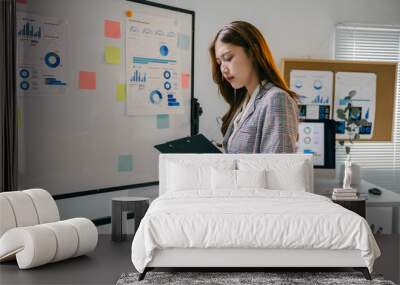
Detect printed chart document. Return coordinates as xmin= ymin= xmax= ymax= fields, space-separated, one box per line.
xmin=290 ymin=70 xmax=333 ymax=120
xmin=16 ymin=12 xmax=67 ymax=95
xmin=334 ymin=72 xmax=376 ymax=139
xmin=126 ymin=14 xmax=183 ymax=115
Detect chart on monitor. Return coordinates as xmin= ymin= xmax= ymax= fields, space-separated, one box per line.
xmin=297 ymin=120 xmax=336 ymax=169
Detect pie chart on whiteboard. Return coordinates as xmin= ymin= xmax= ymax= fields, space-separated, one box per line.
xmin=160 ymin=45 xmax=169 ymax=56
xmin=44 ymin=52 xmax=61 ymax=68
xmin=149 ymin=90 xmax=163 ymax=104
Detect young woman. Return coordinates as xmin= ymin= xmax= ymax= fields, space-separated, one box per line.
xmin=209 ymin=21 xmax=299 ymax=153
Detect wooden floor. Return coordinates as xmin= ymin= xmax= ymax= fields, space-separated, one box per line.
xmin=0 ymin=234 xmax=398 ymax=285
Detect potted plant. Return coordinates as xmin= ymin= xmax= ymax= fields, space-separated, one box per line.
xmin=336 ymin=90 xmax=370 ymax=187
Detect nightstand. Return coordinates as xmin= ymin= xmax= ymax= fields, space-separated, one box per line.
xmin=332 ymin=197 xmax=366 ymax=218
xmin=111 ymin=197 xmax=150 ymax=242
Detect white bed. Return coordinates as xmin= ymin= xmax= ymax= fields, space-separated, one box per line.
xmin=131 ymin=154 xmax=380 ymax=280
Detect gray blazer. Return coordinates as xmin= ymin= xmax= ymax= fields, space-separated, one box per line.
xmin=222 ymin=82 xmax=298 ymax=153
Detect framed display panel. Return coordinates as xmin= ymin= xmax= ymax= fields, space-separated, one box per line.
xmin=281 ymin=58 xmax=397 ymax=142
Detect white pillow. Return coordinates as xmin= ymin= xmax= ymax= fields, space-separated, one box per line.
xmin=211 ymin=168 xmax=236 ymax=190
xmin=236 ymin=169 xmax=267 ymax=189
xmin=167 ymin=162 xmax=209 ymax=191
xmin=167 ymin=159 xmax=235 ymax=191
xmin=211 ymin=168 xmax=267 ymax=190
xmin=238 ymin=158 xmax=309 ymax=191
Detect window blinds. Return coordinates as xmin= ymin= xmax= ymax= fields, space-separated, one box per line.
xmin=335 ymin=24 xmax=400 ymax=191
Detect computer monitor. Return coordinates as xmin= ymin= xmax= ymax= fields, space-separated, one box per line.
xmin=297 ymin=119 xmax=336 ymax=169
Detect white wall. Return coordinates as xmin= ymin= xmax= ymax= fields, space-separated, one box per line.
xmin=153 ymin=0 xmax=400 ymax=143
xmin=55 ymin=185 xmax=158 ymax=234
xmin=51 ymin=0 xmax=400 ymax=226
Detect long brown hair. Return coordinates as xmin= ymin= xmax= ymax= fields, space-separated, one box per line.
xmin=209 ymin=21 xmax=298 ymax=135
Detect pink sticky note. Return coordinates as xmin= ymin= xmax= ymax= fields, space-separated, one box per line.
xmin=79 ymin=71 xmax=96 ymax=90
xmin=104 ymin=20 xmax=121 ymax=39
xmin=181 ymin=73 xmax=190 ymax=89
xmin=16 ymin=0 xmax=27 ymax=4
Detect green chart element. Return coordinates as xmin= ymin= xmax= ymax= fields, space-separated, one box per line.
xmin=118 ymin=154 xmax=133 ymax=172
xmin=157 ymin=114 xmax=170 ymax=129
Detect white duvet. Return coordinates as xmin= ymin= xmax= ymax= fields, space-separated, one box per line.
xmin=131 ymin=190 xmax=380 ymax=273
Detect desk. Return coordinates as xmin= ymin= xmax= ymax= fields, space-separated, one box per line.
xmin=315 ymin=179 xmax=400 ymax=234
xmin=361 ymin=180 xmax=400 ymax=235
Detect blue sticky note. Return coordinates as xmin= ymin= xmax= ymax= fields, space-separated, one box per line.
xmin=118 ymin=155 xmax=133 ymax=172
xmin=157 ymin=114 xmax=170 ymax=129
xmin=177 ymin=33 xmax=190 ymax=50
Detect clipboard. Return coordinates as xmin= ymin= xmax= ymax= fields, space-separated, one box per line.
xmin=154 ymin=134 xmax=222 ymax=153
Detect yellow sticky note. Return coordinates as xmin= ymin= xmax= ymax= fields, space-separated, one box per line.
xmin=105 ymin=46 xmax=121 ymax=64
xmin=116 ymin=83 xmax=126 ymax=101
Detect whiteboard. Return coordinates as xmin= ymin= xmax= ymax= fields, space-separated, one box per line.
xmin=16 ymin=0 xmax=194 ymax=196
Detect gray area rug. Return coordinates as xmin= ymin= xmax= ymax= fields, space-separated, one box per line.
xmin=116 ymin=271 xmax=396 ymax=285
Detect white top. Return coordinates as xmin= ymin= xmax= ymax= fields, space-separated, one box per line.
xmin=227 ymin=84 xmax=261 ymax=148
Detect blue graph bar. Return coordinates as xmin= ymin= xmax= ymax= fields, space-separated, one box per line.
xmin=312 ymin=95 xmax=329 ymax=104
xmin=133 ymin=57 xmax=176 ymax=64
xmin=166 ymin=93 xmax=180 ymax=107
xmin=18 ymin=22 xmax=41 ymax=41
xmin=365 ymin=108 xmax=369 ymax=119
xmin=131 ymin=70 xmax=147 ymax=82
xmin=45 ymin=78 xmax=66 ymax=86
